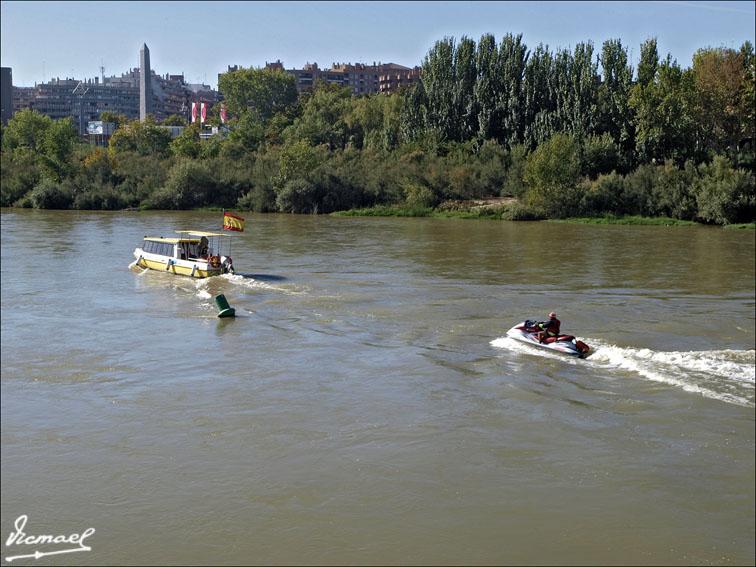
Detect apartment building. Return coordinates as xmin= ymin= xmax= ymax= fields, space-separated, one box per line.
xmin=222 ymin=60 xmax=422 ymax=96
xmin=378 ymin=65 xmax=421 ymax=94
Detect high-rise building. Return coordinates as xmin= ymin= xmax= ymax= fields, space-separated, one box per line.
xmin=1 ymin=67 xmax=13 ymax=124
xmin=139 ymin=43 xmax=152 ymax=121
xmin=11 ymin=45 xmax=219 ymax=131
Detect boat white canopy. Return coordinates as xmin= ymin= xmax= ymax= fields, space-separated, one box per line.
xmin=175 ymin=230 xmax=230 ymax=237
xmin=144 ymin=236 xmax=200 ymax=244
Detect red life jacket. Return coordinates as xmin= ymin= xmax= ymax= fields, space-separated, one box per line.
xmin=541 ymin=317 xmax=561 ymax=336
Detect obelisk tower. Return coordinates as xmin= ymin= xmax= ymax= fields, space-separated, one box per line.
xmin=139 ymin=43 xmax=152 ymax=121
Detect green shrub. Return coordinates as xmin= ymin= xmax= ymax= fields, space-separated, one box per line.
xmin=0 ymin=151 xmax=41 ymax=206
xmin=501 ymin=144 xmax=528 ymax=197
xmin=73 ymin=186 xmax=129 ymax=210
xmin=581 ymin=133 xmax=620 ymax=179
xmin=28 ymin=178 xmax=72 ymax=209
xmin=276 ymin=179 xmax=318 ymax=213
xmin=112 ymin=152 xmax=169 ymax=204
xmin=651 ymin=160 xmax=698 ymax=219
xmin=237 ymin=185 xmax=276 ymax=212
xmin=580 ymin=172 xmax=625 ymax=215
xmin=524 ymin=133 xmax=583 ymax=217
xmin=621 ymin=164 xmax=658 ymax=215
xmin=403 ymin=183 xmax=438 ymax=208
xmin=694 ymin=156 xmax=755 ymax=224
xmin=500 ymin=201 xmax=546 ymax=221
xmin=144 ymin=160 xmax=216 ymax=209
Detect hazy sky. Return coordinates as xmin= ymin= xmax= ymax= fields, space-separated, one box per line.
xmin=2 ymin=1 xmax=754 ymax=88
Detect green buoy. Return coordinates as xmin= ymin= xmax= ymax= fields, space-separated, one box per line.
xmin=215 ymin=294 xmax=236 ymax=318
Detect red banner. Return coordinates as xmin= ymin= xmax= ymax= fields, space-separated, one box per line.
xmin=200 ymin=102 xmax=207 ymax=124
xmin=191 ymin=102 xmax=198 ymax=123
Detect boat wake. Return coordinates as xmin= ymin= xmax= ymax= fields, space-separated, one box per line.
xmin=491 ymin=336 xmax=755 ymax=407
xmin=219 ymin=273 xmax=306 ymax=295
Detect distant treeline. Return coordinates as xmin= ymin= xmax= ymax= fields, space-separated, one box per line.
xmin=1 ymin=35 xmax=754 ymax=224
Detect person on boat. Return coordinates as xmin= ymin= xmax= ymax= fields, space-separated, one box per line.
xmin=199 ymin=236 xmax=209 ymax=259
xmin=536 ymin=312 xmax=561 ymax=343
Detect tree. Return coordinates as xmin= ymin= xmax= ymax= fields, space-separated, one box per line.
xmin=170 ymin=122 xmax=202 ymax=158
xmin=691 ymin=46 xmax=751 ymax=155
xmin=275 ymin=139 xmax=327 ymax=188
xmin=630 ymin=55 xmax=697 ymax=164
xmin=284 ymin=84 xmax=352 ymax=149
xmin=636 ymin=38 xmax=658 ymax=89
xmin=694 ymin=155 xmax=755 ymax=224
xmin=523 ymin=44 xmax=556 ymax=148
xmin=108 ymin=118 xmax=173 ymax=157
xmin=345 ymin=94 xmax=385 ymax=149
xmin=162 ymin=114 xmax=188 ymax=126
xmin=524 ymin=133 xmax=582 ymax=216
xmin=145 ymin=159 xmax=218 ymax=209
xmin=422 ymin=37 xmax=459 ymax=142
xmin=2 ymin=110 xmax=79 ymax=180
xmin=739 ymin=41 xmax=755 ymax=142
xmin=2 ymin=108 xmax=53 ymax=152
xmin=497 ymin=33 xmax=529 ymax=147
xmin=454 ymin=36 xmax=478 ymax=141
xmin=597 ymin=39 xmax=634 ymax=161
xmin=218 ymin=66 xmax=298 ymax=122
xmin=399 ymin=81 xmax=427 ymax=144
xmin=475 ymin=33 xmax=501 ymax=142
xmin=563 ymin=42 xmax=599 ymax=140
xmin=227 ymin=110 xmax=265 ymax=152
xmin=99 ymin=112 xmax=129 ymax=129
xmin=43 ymin=118 xmax=78 ymax=167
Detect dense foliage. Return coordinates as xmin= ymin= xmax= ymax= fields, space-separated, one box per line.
xmin=2 ymin=35 xmax=754 ymax=224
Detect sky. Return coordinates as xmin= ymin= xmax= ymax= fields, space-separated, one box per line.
xmin=2 ymin=1 xmax=754 ymax=88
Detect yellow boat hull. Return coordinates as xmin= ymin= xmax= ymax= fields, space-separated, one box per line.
xmin=136 ymin=257 xmax=221 ymax=278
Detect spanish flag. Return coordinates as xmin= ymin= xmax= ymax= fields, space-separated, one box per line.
xmin=223 ymin=211 xmax=245 ymax=232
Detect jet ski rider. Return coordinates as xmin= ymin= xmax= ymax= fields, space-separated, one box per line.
xmin=536 ymin=312 xmax=561 ymax=344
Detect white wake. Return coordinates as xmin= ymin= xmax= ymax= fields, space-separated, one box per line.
xmin=219 ymin=273 xmax=306 ymax=295
xmin=491 ymin=336 xmax=755 ymax=407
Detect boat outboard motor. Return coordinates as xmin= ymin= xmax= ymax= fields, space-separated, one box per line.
xmin=222 ymin=256 xmax=234 ymax=274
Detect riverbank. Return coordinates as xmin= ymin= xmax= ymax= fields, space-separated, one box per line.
xmin=332 ymin=201 xmax=756 ymax=227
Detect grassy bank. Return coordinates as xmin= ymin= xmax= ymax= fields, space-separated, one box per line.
xmin=548 ymin=215 xmax=698 ymax=226
xmin=332 ymin=206 xmax=756 ymax=227
xmin=332 ymin=205 xmax=505 ymax=220
xmin=723 ymin=222 xmax=756 ymax=229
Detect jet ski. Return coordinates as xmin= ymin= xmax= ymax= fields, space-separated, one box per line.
xmin=506 ymin=320 xmax=591 ymax=358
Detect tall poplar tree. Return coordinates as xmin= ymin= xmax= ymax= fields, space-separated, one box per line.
xmin=454 ymin=36 xmax=478 ymax=141
xmin=523 ymin=44 xmax=555 ymax=148
xmin=496 ymin=34 xmax=529 ymax=147
xmin=422 ymin=37 xmax=458 ymax=141
xmin=597 ymin=39 xmax=634 ymax=159
xmin=474 ymin=34 xmax=500 ymax=142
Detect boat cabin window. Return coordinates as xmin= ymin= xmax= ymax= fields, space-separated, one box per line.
xmin=143 ymin=240 xmax=175 ymax=257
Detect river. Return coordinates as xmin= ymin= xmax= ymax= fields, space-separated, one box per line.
xmin=1 ymin=209 xmax=754 ymax=565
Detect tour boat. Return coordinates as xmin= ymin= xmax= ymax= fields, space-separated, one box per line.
xmin=131 ymin=230 xmax=235 ymax=278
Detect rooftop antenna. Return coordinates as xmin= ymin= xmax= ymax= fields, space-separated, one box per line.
xmin=100 ymin=59 xmax=105 ymax=83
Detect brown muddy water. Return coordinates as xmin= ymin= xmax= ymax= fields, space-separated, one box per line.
xmin=1 ymin=209 xmax=754 ymax=565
